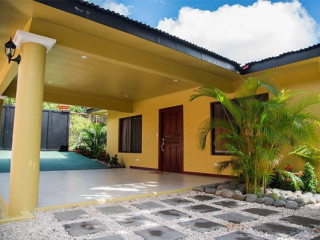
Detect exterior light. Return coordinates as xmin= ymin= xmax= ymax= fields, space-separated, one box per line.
xmin=4 ymin=37 xmax=21 ymax=64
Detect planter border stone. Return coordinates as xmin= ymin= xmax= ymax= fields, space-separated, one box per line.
xmin=193 ymin=182 xmax=320 ymax=209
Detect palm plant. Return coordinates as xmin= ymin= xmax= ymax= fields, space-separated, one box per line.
xmin=80 ymin=123 xmax=107 ymax=158
xmin=190 ymin=77 xmax=320 ymax=193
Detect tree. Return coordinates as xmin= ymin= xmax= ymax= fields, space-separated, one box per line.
xmin=190 ymin=77 xmax=320 ymax=193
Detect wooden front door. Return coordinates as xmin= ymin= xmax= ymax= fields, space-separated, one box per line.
xmin=159 ymin=105 xmax=183 ymax=173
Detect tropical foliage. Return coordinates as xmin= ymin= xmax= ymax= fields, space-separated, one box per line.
xmin=269 ymin=169 xmax=304 ymax=192
xmin=79 ymin=123 xmax=107 ymax=158
xmin=190 ymin=77 xmax=320 ymax=193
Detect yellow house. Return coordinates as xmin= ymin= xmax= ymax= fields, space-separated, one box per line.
xmin=0 ymin=0 xmax=320 ymax=219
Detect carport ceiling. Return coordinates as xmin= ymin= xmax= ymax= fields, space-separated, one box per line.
xmin=44 ymin=46 xmax=200 ymax=102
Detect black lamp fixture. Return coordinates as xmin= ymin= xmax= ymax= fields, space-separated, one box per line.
xmin=4 ymin=37 xmax=21 ymax=64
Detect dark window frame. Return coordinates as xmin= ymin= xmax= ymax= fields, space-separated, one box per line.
xmin=119 ymin=115 xmax=142 ymax=153
xmin=211 ymin=93 xmax=269 ymax=155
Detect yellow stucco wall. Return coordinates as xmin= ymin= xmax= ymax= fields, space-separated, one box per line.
xmin=107 ymin=70 xmax=320 ymax=181
xmin=107 ymin=86 xmax=234 ymax=176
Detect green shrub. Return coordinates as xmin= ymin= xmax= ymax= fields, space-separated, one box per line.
xmin=80 ymin=123 xmax=106 ymax=159
xmin=302 ymin=162 xmax=318 ymax=193
xmin=268 ymin=169 xmax=304 ymax=192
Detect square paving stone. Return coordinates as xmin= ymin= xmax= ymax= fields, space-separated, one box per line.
xmin=185 ymin=204 xmax=220 ymax=213
xmin=132 ymin=201 xmax=165 ymax=210
xmin=134 ymin=225 xmax=186 ymax=240
xmin=63 ymin=220 xmax=107 ymax=237
xmin=280 ymin=215 xmax=320 ymax=228
xmin=191 ymin=195 xmax=215 ymax=201
xmin=153 ymin=209 xmax=191 ymax=220
xmin=213 ymin=200 xmax=244 ymax=208
xmin=179 ymin=218 xmax=225 ymax=232
xmin=163 ymin=198 xmax=194 ymax=206
xmin=91 ymin=235 xmax=125 ymax=240
xmin=243 ymin=208 xmax=280 ymax=217
xmin=113 ymin=215 xmax=155 ymax=227
xmin=54 ymin=209 xmax=90 ymax=221
xmin=97 ymin=206 xmax=131 ymax=215
xmin=253 ymin=222 xmax=303 ymax=237
xmin=216 ymin=231 xmax=267 ymax=240
xmin=215 ymin=212 xmax=256 ymax=224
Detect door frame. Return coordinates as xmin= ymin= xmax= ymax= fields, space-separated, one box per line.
xmin=158 ymin=105 xmax=184 ymax=173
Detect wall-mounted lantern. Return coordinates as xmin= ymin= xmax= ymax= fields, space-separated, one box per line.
xmin=4 ymin=37 xmax=21 ymax=64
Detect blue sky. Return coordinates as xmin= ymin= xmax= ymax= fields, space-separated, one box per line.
xmin=89 ymin=0 xmax=320 ymax=27
xmin=87 ymin=0 xmax=320 ymax=64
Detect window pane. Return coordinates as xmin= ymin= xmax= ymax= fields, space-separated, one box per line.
xmin=119 ymin=117 xmax=131 ymax=152
xmin=131 ymin=115 xmax=142 ymax=153
xmin=212 ymin=102 xmax=230 ymax=154
xmin=211 ymin=93 xmax=268 ymax=155
xmin=119 ymin=115 xmax=142 ymax=153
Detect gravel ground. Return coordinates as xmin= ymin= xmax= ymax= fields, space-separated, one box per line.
xmin=1 ymin=191 xmax=320 ymax=240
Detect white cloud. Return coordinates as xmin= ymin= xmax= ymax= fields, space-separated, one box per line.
xmin=101 ymin=0 xmax=132 ymax=16
xmin=157 ymin=0 xmax=320 ymax=65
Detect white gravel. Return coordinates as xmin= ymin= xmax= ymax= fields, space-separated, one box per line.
xmin=1 ymin=191 xmax=320 ymax=240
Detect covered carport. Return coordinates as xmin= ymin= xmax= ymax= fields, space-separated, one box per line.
xmin=0 ymin=0 xmax=239 ymax=220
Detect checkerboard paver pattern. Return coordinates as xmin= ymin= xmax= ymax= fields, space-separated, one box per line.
xmin=191 ymin=195 xmax=215 ymax=201
xmin=162 ymin=198 xmax=194 ymax=206
xmin=243 ymin=208 xmax=280 ymax=217
xmin=253 ymin=222 xmax=303 ymax=237
xmin=91 ymin=235 xmax=125 ymax=240
xmin=54 ymin=209 xmax=90 ymax=221
xmin=134 ymin=225 xmax=186 ymax=240
xmin=52 ymin=193 xmax=320 ymax=239
xmin=131 ymin=201 xmax=165 ymax=210
xmin=153 ymin=209 xmax=191 ymax=220
xmin=63 ymin=220 xmax=107 ymax=237
xmin=179 ymin=218 xmax=225 ymax=232
xmin=213 ymin=200 xmax=244 ymax=208
xmin=215 ymin=212 xmax=256 ymax=224
xmin=113 ymin=215 xmax=155 ymax=227
xmin=280 ymin=215 xmax=320 ymax=228
xmin=216 ymin=231 xmax=268 ymax=240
